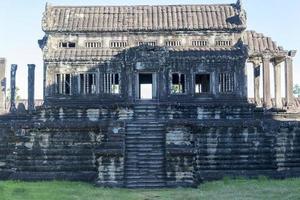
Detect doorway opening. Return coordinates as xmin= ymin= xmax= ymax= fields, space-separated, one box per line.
xmin=195 ymin=74 xmax=210 ymax=94
xmin=139 ymin=73 xmax=153 ymax=99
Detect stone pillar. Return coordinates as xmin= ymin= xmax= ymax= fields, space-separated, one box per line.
xmin=262 ymin=57 xmax=271 ymax=108
xmin=28 ymin=64 xmax=35 ymax=112
xmin=242 ymin=60 xmax=248 ymax=98
xmin=10 ymin=64 xmax=17 ymax=113
xmin=285 ymin=57 xmax=294 ymax=106
xmin=253 ymin=60 xmax=261 ymax=105
xmin=0 ymin=58 xmax=6 ymax=113
xmin=274 ymin=62 xmax=282 ymax=108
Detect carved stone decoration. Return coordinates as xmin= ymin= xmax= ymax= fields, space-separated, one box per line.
xmin=28 ymin=64 xmax=36 ymax=112
xmin=9 ymin=64 xmax=17 ymax=113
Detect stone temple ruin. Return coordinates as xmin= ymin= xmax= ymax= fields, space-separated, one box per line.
xmin=0 ymin=0 xmax=300 ymax=188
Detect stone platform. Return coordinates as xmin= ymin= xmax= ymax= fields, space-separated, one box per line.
xmin=0 ymin=102 xmax=300 ymax=188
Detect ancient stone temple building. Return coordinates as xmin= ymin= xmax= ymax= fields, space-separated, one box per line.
xmin=0 ymin=0 xmax=300 ymax=188
xmin=39 ymin=1 xmax=297 ymax=110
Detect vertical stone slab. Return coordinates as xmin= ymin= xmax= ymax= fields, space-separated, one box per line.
xmin=10 ymin=64 xmax=17 ymax=113
xmin=28 ymin=64 xmax=35 ymax=112
xmin=241 ymin=60 xmax=248 ymax=98
xmin=253 ymin=61 xmax=261 ymax=105
xmin=285 ymin=57 xmax=294 ymax=106
xmin=262 ymin=57 xmax=271 ymax=108
xmin=0 ymin=58 xmax=6 ymax=113
xmin=274 ymin=62 xmax=282 ymax=108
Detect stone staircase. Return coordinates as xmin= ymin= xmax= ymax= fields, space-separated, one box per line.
xmin=124 ymin=104 xmax=166 ymax=188
xmin=133 ymin=104 xmax=158 ymax=120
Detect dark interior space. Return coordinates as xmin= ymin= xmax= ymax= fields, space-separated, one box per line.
xmin=139 ymin=73 xmax=152 ymax=84
xmin=195 ymin=74 xmax=210 ymax=93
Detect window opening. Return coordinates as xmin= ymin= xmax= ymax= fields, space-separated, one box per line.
xmin=171 ymin=73 xmax=185 ymax=94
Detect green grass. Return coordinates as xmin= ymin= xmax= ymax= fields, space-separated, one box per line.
xmin=1 ymin=178 xmax=300 ymax=200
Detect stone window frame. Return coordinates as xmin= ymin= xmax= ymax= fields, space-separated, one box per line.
xmin=58 ymin=41 xmax=76 ymax=48
xmin=218 ymin=72 xmax=235 ymax=93
xmin=165 ymin=40 xmax=182 ymax=47
xmin=78 ymin=72 xmax=98 ymax=95
xmin=215 ymin=40 xmax=232 ymax=47
xmin=102 ymin=72 xmax=121 ymax=95
xmin=85 ymin=41 xmax=102 ymax=48
xmin=191 ymin=40 xmax=209 ymax=47
xmin=169 ymin=72 xmax=187 ymax=95
xmin=137 ymin=41 xmax=157 ymax=46
xmin=110 ymin=41 xmax=128 ymax=48
xmin=55 ymin=73 xmax=72 ymax=95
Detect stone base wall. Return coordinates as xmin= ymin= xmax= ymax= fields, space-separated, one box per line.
xmin=0 ymin=124 xmax=14 ymax=179
xmin=165 ymin=120 xmax=300 ymax=185
xmin=0 ymin=104 xmax=300 ymax=187
xmin=0 ymin=120 xmax=125 ymax=185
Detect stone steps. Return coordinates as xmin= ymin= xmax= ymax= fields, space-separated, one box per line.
xmin=124 ymin=112 xmax=166 ymax=188
xmin=126 ymin=182 xmax=166 ymax=189
xmin=133 ymin=104 xmax=159 ymax=121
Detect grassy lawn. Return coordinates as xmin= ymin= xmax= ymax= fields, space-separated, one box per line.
xmin=1 ymin=178 xmax=300 ymax=200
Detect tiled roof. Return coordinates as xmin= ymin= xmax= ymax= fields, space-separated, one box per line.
xmin=42 ymin=4 xmax=246 ymax=32
xmin=243 ymin=31 xmax=283 ymax=55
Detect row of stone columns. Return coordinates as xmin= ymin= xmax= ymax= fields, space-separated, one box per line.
xmin=251 ymin=52 xmax=295 ymax=109
xmin=9 ymin=64 xmax=35 ymax=113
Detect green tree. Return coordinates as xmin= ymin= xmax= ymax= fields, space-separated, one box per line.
xmin=6 ymin=87 xmax=21 ymax=102
xmin=294 ymin=84 xmax=300 ymax=97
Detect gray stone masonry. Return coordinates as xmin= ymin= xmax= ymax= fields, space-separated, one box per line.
xmin=28 ymin=64 xmax=35 ymax=112
xmin=9 ymin=64 xmax=17 ymax=113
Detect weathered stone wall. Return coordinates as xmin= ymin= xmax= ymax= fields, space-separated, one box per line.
xmin=0 ymin=123 xmax=14 ymax=179
xmin=165 ymin=120 xmax=300 ymax=186
xmin=95 ymin=123 xmax=125 ymax=187
xmin=0 ymin=104 xmax=300 ymax=187
xmin=0 ymin=117 xmax=125 ymax=185
xmin=45 ymin=32 xmax=241 ymax=54
xmin=166 ymin=125 xmax=194 ymax=187
xmin=11 ymin=126 xmax=97 ymax=181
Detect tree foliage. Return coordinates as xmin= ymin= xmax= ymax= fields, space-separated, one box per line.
xmin=294 ymin=84 xmax=300 ymax=97
xmin=5 ymin=87 xmax=21 ymax=102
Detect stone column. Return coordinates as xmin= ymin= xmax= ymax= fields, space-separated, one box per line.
xmin=262 ymin=56 xmax=271 ymax=108
xmin=285 ymin=56 xmax=294 ymax=106
xmin=28 ymin=64 xmax=35 ymax=112
xmin=10 ymin=64 xmax=17 ymax=113
xmin=242 ymin=60 xmax=248 ymax=98
xmin=273 ymin=61 xmax=282 ymax=108
xmin=0 ymin=58 xmax=6 ymax=113
xmin=253 ymin=60 xmax=261 ymax=105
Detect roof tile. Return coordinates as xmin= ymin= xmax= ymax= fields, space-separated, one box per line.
xmin=42 ymin=4 xmax=246 ymax=32
xmin=243 ymin=31 xmax=283 ymax=54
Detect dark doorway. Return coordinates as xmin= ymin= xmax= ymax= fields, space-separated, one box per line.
xmin=195 ymin=74 xmax=210 ymax=93
xmin=139 ymin=73 xmax=153 ymax=99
